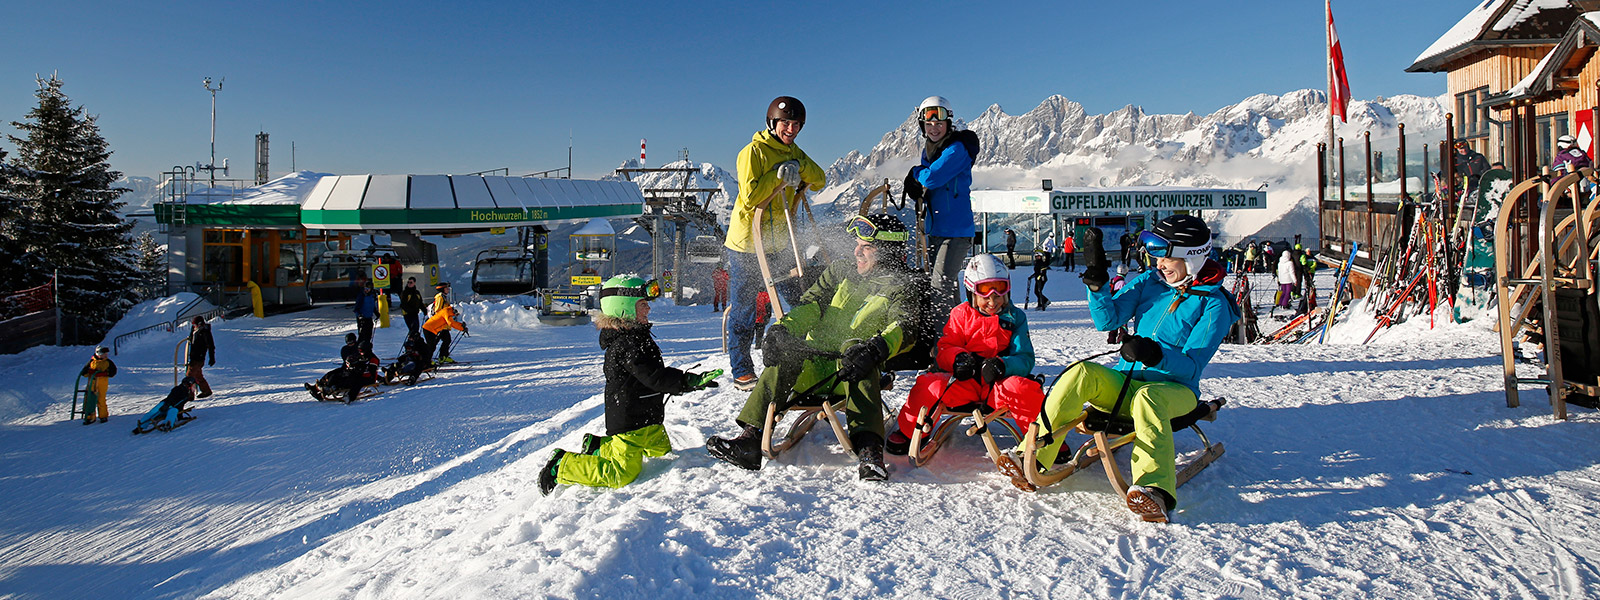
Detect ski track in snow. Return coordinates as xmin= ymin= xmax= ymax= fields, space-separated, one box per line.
xmin=2 ymin=273 xmax=1599 ymax=599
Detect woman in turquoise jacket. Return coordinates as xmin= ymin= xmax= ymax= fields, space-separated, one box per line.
xmin=1035 ymin=214 xmax=1239 ymax=523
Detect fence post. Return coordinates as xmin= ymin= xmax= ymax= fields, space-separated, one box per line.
xmin=52 ymin=271 xmax=61 ymax=346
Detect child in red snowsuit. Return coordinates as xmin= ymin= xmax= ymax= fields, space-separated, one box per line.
xmin=886 ymin=253 xmax=1043 ymax=454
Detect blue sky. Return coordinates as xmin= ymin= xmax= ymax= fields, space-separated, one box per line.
xmin=0 ymin=0 xmax=1466 ymax=182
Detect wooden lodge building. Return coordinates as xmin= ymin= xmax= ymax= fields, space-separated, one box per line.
xmin=1320 ymin=1 xmax=1600 ymax=296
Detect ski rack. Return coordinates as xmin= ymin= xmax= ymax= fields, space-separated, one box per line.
xmin=904 ymin=403 xmax=1025 ymax=469
xmin=1494 ymin=168 xmax=1599 ymax=419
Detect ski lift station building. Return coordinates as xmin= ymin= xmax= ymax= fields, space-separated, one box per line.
xmin=154 ymin=173 xmax=645 ymax=305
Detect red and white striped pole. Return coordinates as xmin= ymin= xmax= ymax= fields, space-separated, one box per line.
xmin=640 ymin=139 xmax=646 ymax=165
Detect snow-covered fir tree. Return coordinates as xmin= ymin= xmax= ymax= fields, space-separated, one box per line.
xmin=6 ymin=75 xmax=137 ymax=340
xmin=132 ymin=232 xmax=167 ymax=300
xmin=0 ymin=145 xmax=25 ymax=293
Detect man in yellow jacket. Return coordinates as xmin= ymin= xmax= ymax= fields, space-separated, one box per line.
xmin=722 ymin=96 xmax=826 ymax=391
xmin=424 ymin=282 xmax=468 ymax=364
xmin=79 ymin=346 xmax=117 ymax=424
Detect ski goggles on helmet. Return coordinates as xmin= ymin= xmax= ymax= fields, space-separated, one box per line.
xmin=1139 ymin=230 xmax=1209 ymax=259
xmin=846 ymin=215 xmax=910 ymax=243
xmin=599 ymin=278 xmax=661 ymax=301
xmin=970 ymin=278 xmax=1010 ymax=297
xmin=919 ymin=106 xmax=952 ymax=122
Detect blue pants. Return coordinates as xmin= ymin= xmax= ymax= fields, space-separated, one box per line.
xmin=139 ymin=403 xmax=184 ymax=429
xmin=725 ymin=249 xmax=799 ymax=379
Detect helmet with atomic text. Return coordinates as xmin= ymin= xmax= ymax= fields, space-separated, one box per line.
xmin=1141 ymin=214 xmax=1214 ymax=285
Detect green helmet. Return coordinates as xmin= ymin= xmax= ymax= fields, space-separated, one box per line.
xmin=599 ymin=275 xmax=661 ymax=320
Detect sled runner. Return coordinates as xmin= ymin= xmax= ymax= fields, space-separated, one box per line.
xmin=132 ymin=412 xmax=196 ymax=435
xmin=1009 ymin=399 xmax=1225 ymax=493
xmin=315 ymin=383 xmax=382 ymax=404
xmin=904 ymin=403 xmax=1025 ymax=469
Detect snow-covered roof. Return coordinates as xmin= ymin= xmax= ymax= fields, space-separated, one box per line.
xmin=299 ymin=175 xmax=645 ymax=231
xmin=570 ymin=218 xmax=616 ymax=236
xmin=1409 ymin=0 xmax=1576 ymax=72
xmin=1497 ymin=12 xmax=1600 ymax=102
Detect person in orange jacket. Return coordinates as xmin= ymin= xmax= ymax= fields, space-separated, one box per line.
xmin=886 ymin=254 xmax=1043 ymax=455
xmin=423 ymin=282 xmax=468 ymax=364
xmin=78 ymin=346 xmax=117 ymax=425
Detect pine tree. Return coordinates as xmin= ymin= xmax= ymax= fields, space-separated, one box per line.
xmin=0 ymin=145 xmax=25 ymax=293
xmin=133 ymin=232 xmax=167 ymax=300
xmin=6 ymin=75 xmax=137 ymax=341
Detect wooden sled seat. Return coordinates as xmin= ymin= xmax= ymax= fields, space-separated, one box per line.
xmin=761 ymin=395 xmax=854 ymax=460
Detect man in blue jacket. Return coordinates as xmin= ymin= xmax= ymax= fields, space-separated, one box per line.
xmin=1033 ymin=214 xmax=1239 ymax=523
xmin=903 ymin=96 xmax=979 ymax=317
xmin=353 ymin=280 xmax=378 ymax=345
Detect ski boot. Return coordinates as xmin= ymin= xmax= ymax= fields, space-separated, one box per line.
xmin=1126 ymin=485 xmax=1173 ymax=523
xmin=854 ymin=434 xmax=888 ymax=481
xmin=884 ymin=431 xmax=911 ymax=456
xmin=579 ymin=433 xmax=604 ymax=455
xmin=305 ymin=382 xmax=324 ymax=401
xmin=731 ymin=374 xmax=758 ymax=392
xmin=539 ymin=449 xmax=566 ymax=496
xmin=706 ymin=424 xmax=763 ymax=471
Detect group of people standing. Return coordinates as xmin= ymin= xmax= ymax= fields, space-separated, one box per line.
xmin=537 ymin=95 xmax=1242 ymax=523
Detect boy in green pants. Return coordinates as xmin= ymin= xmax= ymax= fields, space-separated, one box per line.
xmin=540 ymin=275 xmax=720 ymax=495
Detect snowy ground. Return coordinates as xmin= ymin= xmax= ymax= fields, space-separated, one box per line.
xmin=1 ymin=267 xmax=1596 ymax=599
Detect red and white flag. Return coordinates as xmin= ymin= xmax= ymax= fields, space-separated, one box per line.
xmin=1327 ymin=0 xmax=1352 ymax=122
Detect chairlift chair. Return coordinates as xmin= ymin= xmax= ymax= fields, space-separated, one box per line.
xmin=688 ymin=235 xmax=723 ymax=264
xmin=472 ymin=247 xmax=538 ymax=296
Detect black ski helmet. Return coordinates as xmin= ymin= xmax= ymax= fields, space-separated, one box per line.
xmin=345 ymin=333 xmax=358 ymax=344
xmin=1150 ymin=214 xmax=1211 ymax=249
xmin=181 ymin=376 xmax=196 ymax=387
xmin=767 ymin=96 xmax=806 ymax=133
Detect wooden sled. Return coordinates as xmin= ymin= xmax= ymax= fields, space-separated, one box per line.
xmin=1009 ymin=400 xmax=1225 ymax=494
xmin=750 ymin=184 xmax=808 ymax=321
xmin=905 ymin=404 xmax=1024 ymax=469
xmin=760 ymin=397 xmax=853 ymax=460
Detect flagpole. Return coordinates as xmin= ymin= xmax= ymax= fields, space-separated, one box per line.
xmin=1327 ymin=0 xmax=1337 ymax=195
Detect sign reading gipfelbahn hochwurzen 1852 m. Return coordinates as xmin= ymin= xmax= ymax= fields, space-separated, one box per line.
xmin=1050 ymin=189 xmax=1265 ymax=212
xmin=971 ymin=187 xmax=1267 ymax=215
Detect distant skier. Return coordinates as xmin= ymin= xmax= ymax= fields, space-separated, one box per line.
xmin=722 ymin=95 xmax=827 ymax=392
xmin=1119 ymin=231 xmax=1136 ymax=268
xmin=539 ymin=275 xmax=721 ymax=495
xmin=185 ymin=316 xmax=216 ymax=398
xmin=902 ymin=95 xmax=980 ymax=317
xmin=1552 ymin=134 xmax=1591 ymax=175
xmin=399 ymin=277 xmax=425 ymax=338
xmin=78 ymin=347 xmax=116 ymax=425
xmin=1004 ymin=228 xmax=1017 ymax=269
xmin=1039 ymin=232 xmax=1055 ymax=270
xmin=711 ymin=263 xmax=730 ymax=312
xmin=707 ymin=214 xmax=919 ymax=481
xmin=1031 ymin=215 xmax=1238 ymax=522
xmin=885 ymin=253 xmax=1044 ymax=456
xmin=1274 ymin=248 xmax=1296 ymax=313
xmin=1453 ymin=140 xmax=1490 ymax=195
xmin=425 ymin=282 xmax=468 ymax=364
xmin=1060 ymin=232 xmax=1076 ymax=272
xmin=354 ymin=280 xmax=378 ymax=345
xmin=133 ymin=377 xmax=197 ymax=434
xmin=1027 ymin=252 xmax=1050 ymax=310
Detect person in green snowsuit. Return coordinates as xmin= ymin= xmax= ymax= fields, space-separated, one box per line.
xmin=706 ymin=214 xmax=919 ymax=481
xmin=539 ymin=275 xmax=720 ymax=495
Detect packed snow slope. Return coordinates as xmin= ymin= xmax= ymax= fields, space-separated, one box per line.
xmin=1 ymin=272 xmax=1597 ymax=599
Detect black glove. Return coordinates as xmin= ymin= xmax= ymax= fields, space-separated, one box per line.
xmin=1080 ymin=227 xmax=1109 ymax=291
xmin=839 ymin=336 xmax=890 ymax=382
xmin=980 ymin=357 xmax=1007 ymax=386
xmin=208 ymin=358 xmax=215 ymax=367
xmin=762 ymin=325 xmax=806 ymax=367
xmin=1120 ymin=335 xmax=1163 ymax=367
xmin=950 ymin=352 xmax=980 ymax=381
xmin=903 ymin=167 xmax=925 ymax=202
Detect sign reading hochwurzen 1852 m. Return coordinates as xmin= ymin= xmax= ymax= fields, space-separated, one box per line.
xmin=971 ymin=187 xmax=1267 ymax=215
